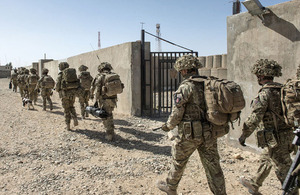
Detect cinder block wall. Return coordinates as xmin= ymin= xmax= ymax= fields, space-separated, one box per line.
xmin=227 ymin=0 xmax=300 ymax=148
xmin=44 ymin=41 xmax=147 ymax=116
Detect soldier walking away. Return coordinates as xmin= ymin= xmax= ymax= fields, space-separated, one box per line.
xmin=239 ymin=59 xmax=297 ymax=195
xmin=78 ymin=65 xmax=93 ymax=119
xmin=17 ymin=68 xmax=27 ymax=98
xmin=10 ymin=68 xmax=18 ymax=92
xmin=90 ymin=62 xmax=123 ymax=141
xmin=37 ymin=68 xmax=55 ymax=111
xmin=26 ymin=68 xmax=39 ymax=105
xmin=156 ymin=55 xmax=227 ymax=195
xmin=56 ymin=62 xmax=79 ymax=130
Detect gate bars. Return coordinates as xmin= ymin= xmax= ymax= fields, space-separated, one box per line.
xmin=141 ymin=30 xmax=198 ymax=117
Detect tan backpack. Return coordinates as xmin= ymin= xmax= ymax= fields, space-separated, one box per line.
xmin=42 ymin=75 xmax=55 ymax=89
xmin=102 ymin=72 xmax=124 ymax=97
xmin=281 ymin=79 xmax=300 ymax=127
xmin=190 ymin=76 xmax=245 ymax=127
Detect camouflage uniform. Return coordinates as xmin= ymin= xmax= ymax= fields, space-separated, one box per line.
xmin=17 ymin=68 xmax=28 ymax=98
xmin=26 ymin=68 xmax=39 ymax=104
xmin=10 ymin=69 xmax=18 ymax=92
xmin=90 ymin=62 xmax=117 ymax=141
xmin=78 ymin=65 xmax=93 ymax=119
xmin=56 ymin=62 xmax=78 ymax=130
xmin=37 ymin=68 xmax=54 ymax=111
xmin=239 ymin=59 xmax=296 ymax=195
xmin=158 ymin=55 xmax=227 ymax=195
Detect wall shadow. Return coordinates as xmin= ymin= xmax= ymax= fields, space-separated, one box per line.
xmin=73 ymin=128 xmax=171 ymax=156
xmin=118 ymin=127 xmax=164 ymax=142
xmin=263 ymin=10 xmax=300 ymax=42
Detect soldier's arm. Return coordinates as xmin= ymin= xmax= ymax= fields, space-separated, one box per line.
xmin=242 ymin=90 xmax=269 ymax=138
xmin=166 ymin=83 xmax=191 ymax=130
xmin=56 ymin=73 xmax=62 ymax=92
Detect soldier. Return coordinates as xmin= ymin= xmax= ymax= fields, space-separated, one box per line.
xmin=156 ymin=55 xmax=227 ymax=195
xmin=10 ymin=68 xmax=18 ymax=92
xmin=90 ymin=62 xmax=120 ymax=141
xmin=56 ymin=62 xmax=79 ymax=130
xmin=17 ymin=68 xmax=27 ymax=98
xmin=239 ymin=59 xmax=296 ymax=195
xmin=26 ymin=68 xmax=39 ymax=104
xmin=78 ymin=65 xmax=93 ymax=119
xmin=37 ymin=68 xmax=55 ymax=111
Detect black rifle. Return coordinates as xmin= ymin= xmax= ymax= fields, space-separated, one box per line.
xmin=282 ymin=127 xmax=300 ymax=195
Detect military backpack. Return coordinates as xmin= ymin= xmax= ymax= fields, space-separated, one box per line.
xmin=28 ymin=74 xmax=38 ymax=85
xmin=42 ymin=75 xmax=55 ymax=89
xmin=61 ymin=68 xmax=80 ymax=89
xmin=11 ymin=73 xmax=18 ymax=81
xmin=79 ymin=71 xmax=93 ymax=90
xmin=102 ymin=72 xmax=124 ymax=97
xmin=189 ymin=76 xmax=245 ymax=137
xmin=281 ymin=79 xmax=300 ymax=127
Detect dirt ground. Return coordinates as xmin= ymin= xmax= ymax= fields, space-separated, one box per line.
xmin=0 ymin=78 xmax=287 ymax=195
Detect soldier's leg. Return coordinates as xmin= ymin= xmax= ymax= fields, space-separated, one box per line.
xmin=248 ymin=148 xmax=272 ymax=190
xmin=19 ymin=87 xmax=24 ymax=98
xmin=62 ymin=98 xmax=72 ymax=130
xmin=166 ymin=139 xmax=197 ymax=191
xmin=85 ymin=90 xmax=90 ymax=117
xmin=198 ymin=139 xmax=226 ymax=195
xmin=13 ymin=82 xmax=18 ymax=92
xmin=102 ymin=101 xmax=115 ymax=140
xmin=69 ymin=96 xmax=78 ymax=126
xmin=271 ymin=144 xmax=298 ymax=194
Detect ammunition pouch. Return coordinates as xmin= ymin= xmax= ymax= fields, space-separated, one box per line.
xmin=256 ymin=129 xmax=278 ymax=148
xmin=179 ymin=121 xmax=203 ymax=141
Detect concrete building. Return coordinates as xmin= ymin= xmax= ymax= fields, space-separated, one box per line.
xmin=0 ymin=63 xmax=12 ymax=78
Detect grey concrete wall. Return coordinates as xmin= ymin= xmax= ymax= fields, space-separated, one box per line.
xmin=227 ymin=0 xmax=300 ymax=148
xmin=44 ymin=41 xmax=146 ymax=116
xmin=198 ymin=54 xmax=227 ymax=79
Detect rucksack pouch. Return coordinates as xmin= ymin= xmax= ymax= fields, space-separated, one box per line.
xmin=62 ymin=81 xmax=80 ymax=89
xmin=63 ymin=68 xmax=78 ymax=83
xmin=29 ymin=75 xmax=38 ymax=85
xmin=102 ymin=73 xmax=124 ymax=96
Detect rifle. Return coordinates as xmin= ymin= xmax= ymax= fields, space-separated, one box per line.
xmin=152 ymin=127 xmax=161 ymax=131
xmin=282 ymin=127 xmax=300 ymax=195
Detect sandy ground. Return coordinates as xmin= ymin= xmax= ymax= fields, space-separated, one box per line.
xmin=0 ymin=78 xmax=287 ymax=195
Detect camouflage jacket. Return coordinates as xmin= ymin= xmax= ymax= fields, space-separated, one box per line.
xmin=166 ymin=73 xmax=206 ymax=130
xmin=242 ymin=81 xmax=292 ymax=138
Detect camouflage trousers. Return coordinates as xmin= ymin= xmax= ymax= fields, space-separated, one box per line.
xmin=28 ymin=85 xmax=38 ymax=103
xmin=61 ymin=90 xmax=77 ymax=125
xmin=79 ymin=90 xmax=90 ymax=117
xmin=167 ymin=135 xmax=226 ymax=195
xmin=12 ymin=81 xmax=18 ymax=92
xmin=18 ymin=85 xmax=26 ymax=98
xmin=41 ymin=88 xmax=53 ymax=110
xmin=249 ymin=143 xmax=294 ymax=190
xmin=99 ymin=98 xmax=116 ymax=136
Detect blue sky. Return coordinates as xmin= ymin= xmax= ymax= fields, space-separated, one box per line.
xmin=0 ymin=0 xmax=289 ymax=67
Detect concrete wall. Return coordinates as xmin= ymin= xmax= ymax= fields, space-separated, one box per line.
xmin=227 ymin=0 xmax=300 ymax=147
xmin=44 ymin=41 xmax=147 ymax=116
xmin=198 ymin=54 xmax=227 ymax=79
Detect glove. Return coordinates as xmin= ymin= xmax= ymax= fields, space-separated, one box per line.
xmin=239 ymin=134 xmax=247 ymax=147
xmin=292 ymin=164 xmax=300 ymax=176
xmin=161 ymin=124 xmax=170 ymax=132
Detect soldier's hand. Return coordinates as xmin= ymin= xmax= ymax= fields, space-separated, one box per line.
xmin=238 ymin=134 xmax=246 ymax=147
xmin=161 ymin=124 xmax=170 ymax=132
xmin=292 ymin=164 xmax=300 ymax=176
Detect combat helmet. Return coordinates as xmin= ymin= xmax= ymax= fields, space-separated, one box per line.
xmin=13 ymin=68 xmax=17 ymax=73
xmin=98 ymin=62 xmax=113 ymax=72
xmin=174 ymin=54 xmax=203 ymax=72
xmin=42 ymin=68 xmax=49 ymax=75
xmin=24 ymin=69 xmax=29 ymax=74
xmin=30 ymin=68 xmax=37 ymax=74
xmin=251 ymin=59 xmax=282 ymax=77
xmin=59 ymin=62 xmax=69 ymax=71
xmin=78 ymin=65 xmax=88 ymax=72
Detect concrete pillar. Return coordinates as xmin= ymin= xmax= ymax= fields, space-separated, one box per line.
xmin=221 ymin=54 xmax=227 ymax=68
xmin=199 ymin=68 xmax=211 ymax=77
xmin=218 ymin=68 xmax=227 ymax=79
xmin=213 ymin=55 xmax=222 ymax=68
xmin=198 ymin=56 xmax=206 ymax=68
xmin=205 ymin=56 xmax=213 ymax=69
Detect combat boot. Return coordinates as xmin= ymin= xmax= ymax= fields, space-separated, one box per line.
xmin=157 ymin=180 xmax=177 ymax=195
xmin=66 ymin=123 xmax=71 ymax=131
xmin=50 ymin=103 xmax=53 ymax=111
xmin=240 ymin=178 xmax=262 ymax=195
xmin=43 ymin=107 xmax=46 ymax=111
xmin=85 ymin=112 xmax=89 ymax=117
xmin=105 ymin=134 xmax=114 ymax=141
xmin=74 ymin=118 xmax=78 ymax=126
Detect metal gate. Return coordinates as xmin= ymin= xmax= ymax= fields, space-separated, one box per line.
xmin=141 ymin=51 xmax=198 ymax=117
